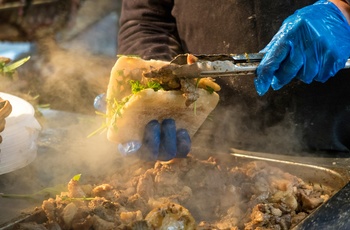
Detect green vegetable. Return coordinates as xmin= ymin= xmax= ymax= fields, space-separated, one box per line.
xmin=72 ymin=174 xmax=82 ymax=182
xmin=116 ymin=54 xmax=140 ymax=58
xmin=87 ymin=121 xmax=108 ymax=138
xmin=130 ymin=80 xmax=144 ymax=94
xmin=0 ymin=56 xmax=30 ymax=77
xmin=0 ymin=184 xmax=67 ymax=201
xmin=60 ymin=196 xmax=95 ymax=202
xmin=89 ymin=80 xmax=164 ymax=138
xmin=146 ymin=81 xmax=163 ymax=91
xmin=205 ymin=86 xmax=215 ymax=94
xmin=112 ymin=80 xmax=163 ymax=127
xmin=0 ymin=174 xmax=83 ymax=201
xmin=0 ymin=174 xmax=98 ymax=203
xmin=109 ymin=95 xmax=132 ymax=131
xmin=130 ymin=80 xmax=163 ymax=94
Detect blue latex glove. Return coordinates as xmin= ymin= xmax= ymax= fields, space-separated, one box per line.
xmin=94 ymin=93 xmax=106 ymax=112
xmin=118 ymin=119 xmax=191 ymax=161
xmin=255 ymin=0 xmax=350 ymax=96
xmin=93 ymin=95 xmax=191 ymax=160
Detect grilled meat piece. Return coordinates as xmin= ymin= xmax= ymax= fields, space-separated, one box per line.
xmin=35 ymin=156 xmax=333 ymax=229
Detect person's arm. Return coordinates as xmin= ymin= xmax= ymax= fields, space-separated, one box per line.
xmin=331 ymin=0 xmax=350 ymax=23
xmin=117 ymin=0 xmax=183 ymax=61
xmin=115 ymin=1 xmax=191 ymax=161
xmin=254 ymin=0 xmax=350 ymax=96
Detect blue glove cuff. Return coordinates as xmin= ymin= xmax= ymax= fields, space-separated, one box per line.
xmin=255 ymin=0 xmax=350 ymax=96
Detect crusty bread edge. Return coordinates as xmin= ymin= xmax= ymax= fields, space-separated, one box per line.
xmin=105 ymin=56 xmax=219 ymax=144
xmin=107 ymin=88 xmax=219 ymax=143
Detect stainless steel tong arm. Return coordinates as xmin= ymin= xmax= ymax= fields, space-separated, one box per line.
xmin=170 ymin=60 xmax=259 ymax=78
xmin=196 ymin=58 xmax=350 ymax=77
xmin=143 ymin=53 xmax=350 ymax=79
xmin=346 ymin=59 xmax=350 ymax=69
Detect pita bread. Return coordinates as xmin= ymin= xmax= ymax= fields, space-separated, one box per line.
xmin=106 ymin=56 xmax=219 ymax=144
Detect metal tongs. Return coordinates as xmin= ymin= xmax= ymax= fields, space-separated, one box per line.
xmin=143 ymin=53 xmax=350 ymax=79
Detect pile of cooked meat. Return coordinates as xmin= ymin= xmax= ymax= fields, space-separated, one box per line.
xmin=22 ymin=155 xmax=332 ymax=229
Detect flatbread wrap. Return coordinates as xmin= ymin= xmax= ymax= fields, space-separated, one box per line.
xmin=105 ymin=55 xmax=220 ymax=144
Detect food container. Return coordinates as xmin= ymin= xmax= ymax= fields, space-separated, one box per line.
xmin=1 ymin=146 xmax=350 ymax=229
xmin=0 ymin=92 xmax=41 ymax=175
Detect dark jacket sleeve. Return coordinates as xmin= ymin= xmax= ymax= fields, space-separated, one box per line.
xmin=117 ymin=0 xmax=183 ymax=61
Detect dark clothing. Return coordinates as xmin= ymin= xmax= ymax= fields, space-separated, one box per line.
xmin=118 ymin=0 xmax=350 ymax=154
xmin=118 ymin=0 xmax=316 ymax=61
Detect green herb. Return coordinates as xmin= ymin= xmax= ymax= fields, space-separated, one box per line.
xmin=130 ymin=80 xmax=163 ymax=94
xmin=116 ymin=54 xmax=140 ymax=58
xmin=88 ymin=95 xmax=132 ymax=138
xmin=0 ymin=56 xmax=30 ymax=76
xmin=116 ymin=69 xmax=125 ymax=77
xmin=0 ymin=173 xmax=85 ymax=201
xmin=37 ymin=104 xmax=51 ymax=109
xmin=130 ymin=80 xmax=145 ymax=94
xmin=87 ymin=110 xmax=108 ymax=138
xmin=146 ymin=81 xmax=163 ymax=91
xmin=0 ymin=184 xmax=67 ymax=201
xmin=110 ymin=95 xmax=131 ymax=130
xmin=193 ymin=78 xmax=201 ymax=116
xmin=61 ymin=196 xmax=95 ymax=202
xmin=206 ymin=86 xmax=215 ymax=94
xmin=0 ymin=174 xmax=96 ymax=203
xmin=87 ymin=122 xmax=107 ymax=138
xmin=107 ymin=80 xmax=162 ymax=130
xmin=60 ymin=175 xmax=94 ymax=202
xmin=89 ymin=79 xmax=164 ymax=138
xmin=72 ymin=174 xmax=82 ymax=182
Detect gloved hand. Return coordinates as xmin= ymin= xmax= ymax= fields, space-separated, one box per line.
xmin=118 ymin=119 xmax=191 ymax=161
xmin=93 ymin=93 xmax=107 ymax=112
xmin=254 ymin=0 xmax=350 ymax=96
xmin=94 ymin=94 xmax=191 ymax=161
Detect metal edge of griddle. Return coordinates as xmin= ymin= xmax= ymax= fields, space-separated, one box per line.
xmin=293 ymin=181 xmax=350 ymax=230
xmin=230 ymin=147 xmax=350 ymax=182
xmin=230 ymin=148 xmax=350 ymax=229
xmin=0 ymin=209 xmax=47 ymax=230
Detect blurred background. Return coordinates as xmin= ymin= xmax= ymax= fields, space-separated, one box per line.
xmin=0 ymin=0 xmax=124 ymax=225
xmin=0 ymin=0 xmax=121 ymax=114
